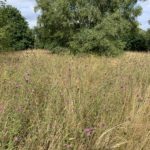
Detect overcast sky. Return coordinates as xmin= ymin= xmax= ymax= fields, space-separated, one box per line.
xmin=6 ymin=0 xmax=150 ymax=30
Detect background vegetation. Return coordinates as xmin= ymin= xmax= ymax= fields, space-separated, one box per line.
xmin=0 ymin=1 xmax=34 ymax=51
xmin=0 ymin=0 xmax=150 ymax=55
xmin=34 ymin=0 xmax=150 ymax=55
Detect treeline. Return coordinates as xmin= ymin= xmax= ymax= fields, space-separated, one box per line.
xmin=0 ymin=0 xmax=150 ymax=55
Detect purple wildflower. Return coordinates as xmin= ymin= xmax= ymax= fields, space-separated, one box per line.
xmin=84 ymin=127 xmax=94 ymax=137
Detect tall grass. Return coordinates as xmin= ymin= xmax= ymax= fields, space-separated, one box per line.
xmin=0 ymin=50 xmax=150 ymax=150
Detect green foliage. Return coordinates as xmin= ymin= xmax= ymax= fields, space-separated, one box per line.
xmin=35 ymin=0 xmax=144 ymax=55
xmin=125 ymin=29 xmax=148 ymax=51
xmin=69 ymin=12 xmax=128 ymax=56
xmin=0 ymin=4 xmax=34 ymax=51
xmin=146 ymin=29 xmax=150 ymax=50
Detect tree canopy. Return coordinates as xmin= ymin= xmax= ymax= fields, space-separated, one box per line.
xmin=35 ymin=0 xmax=148 ymax=55
xmin=0 ymin=0 xmax=149 ymax=53
xmin=0 ymin=2 xmax=34 ymax=51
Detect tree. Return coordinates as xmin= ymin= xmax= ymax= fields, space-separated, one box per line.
xmin=0 ymin=3 xmax=34 ymax=51
xmin=146 ymin=20 xmax=150 ymax=50
xmin=125 ymin=29 xmax=148 ymax=51
xmin=35 ymin=0 xmax=146 ymax=55
xmin=146 ymin=29 xmax=150 ymax=50
xmin=0 ymin=0 xmax=6 ymax=6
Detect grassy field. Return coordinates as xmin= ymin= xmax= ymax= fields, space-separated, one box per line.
xmin=0 ymin=50 xmax=150 ymax=150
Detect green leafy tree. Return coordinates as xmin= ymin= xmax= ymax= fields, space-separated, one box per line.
xmin=35 ymin=0 xmax=146 ymax=55
xmin=146 ymin=29 xmax=150 ymax=50
xmin=0 ymin=3 xmax=34 ymax=51
xmin=0 ymin=0 xmax=6 ymax=6
xmin=146 ymin=20 xmax=150 ymax=50
xmin=125 ymin=28 xmax=148 ymax=51
xmin=69 ymin=11 xmax=128 ymax=55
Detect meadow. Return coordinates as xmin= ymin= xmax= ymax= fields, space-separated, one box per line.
xmin=0 ymin=50 xmax=150 ymax=150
